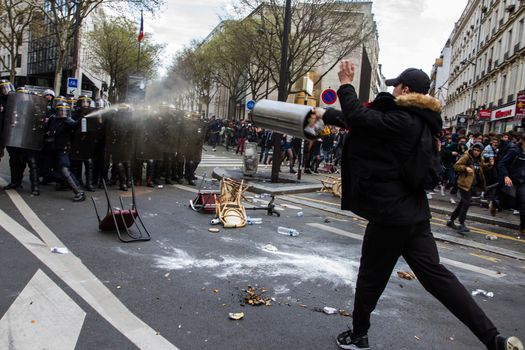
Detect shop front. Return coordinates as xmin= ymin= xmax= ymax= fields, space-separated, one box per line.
xmin=490 ymin=103 xmax=517 ymax=133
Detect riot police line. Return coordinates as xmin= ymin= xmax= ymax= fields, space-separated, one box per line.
xmin=0 ymin=80 xmax=207 ymax=202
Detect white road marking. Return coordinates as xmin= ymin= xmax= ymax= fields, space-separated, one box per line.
xmin=0 ymin=269 xmax=86 ymax=350
xmin=308 ymin=223 xmax=506 ymax=279
xmin=0 ymin=189 xmax=179 ymax=350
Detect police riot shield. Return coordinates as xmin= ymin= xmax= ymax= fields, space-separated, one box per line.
xmin=105 ymin=105 xmax=135 ymax=163
xmin=134 ymin=109 xmax=164 ymax=161
xmin=71 ymin=110 xmax=104 ymax=160
xmin=2 ymin=92 xmax=47 ymax=151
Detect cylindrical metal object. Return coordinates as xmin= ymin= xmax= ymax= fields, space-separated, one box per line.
xmin=250 ymin=99 xmax=323 ymax=140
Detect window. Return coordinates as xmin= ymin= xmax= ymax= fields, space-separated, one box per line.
xmin=509 ymin=65 xmax=518 ymax=94
xmin=507 ymin=29 xmax=513 ymax=53
xmin=519 ymin=19 xmax=524 ymax=46
xmin=500 ymin=74 xmax=507 ymax=100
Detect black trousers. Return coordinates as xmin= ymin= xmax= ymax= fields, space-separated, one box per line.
xmin=450 ymin=188 xmax=472 ymax=224
xmin=352 ymin=220 xmax=498 ymax=348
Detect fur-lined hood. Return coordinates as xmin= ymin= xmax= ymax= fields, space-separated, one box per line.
xmin=395 ymin=93 xmax=442 ymax=113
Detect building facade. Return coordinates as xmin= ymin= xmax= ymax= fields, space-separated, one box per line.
xmin=429 ymin=39 xmax=452 ymax=126
xmin=442 ymin=0 xmax=525 ymax=133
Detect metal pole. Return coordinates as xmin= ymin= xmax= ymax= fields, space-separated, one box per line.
xmin=271 ymin=0 xmax=292 ymax=183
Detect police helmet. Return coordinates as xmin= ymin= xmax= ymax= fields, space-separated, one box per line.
xmin=52 ymin=95 xmax=67 ymax=108
xmin=0 ymin=79 xmax=15 ymax=95
xmin=76 ymin=95 xmax=92 ymax=109
xmin=16 ymin=86 xmax=30 ymax=94
xmin=55 ymin=102 xmax=71 ymax=118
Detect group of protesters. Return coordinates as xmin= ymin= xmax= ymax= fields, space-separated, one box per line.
xmin=442 ymin=130 xmax=524 ymax=236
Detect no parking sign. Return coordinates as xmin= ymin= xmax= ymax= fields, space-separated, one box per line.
xmin=321 ymin=89 xmax=337 ymax=105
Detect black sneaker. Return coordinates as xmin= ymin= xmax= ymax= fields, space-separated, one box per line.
xmin=457 ymin=224 xmax=470 ymax=235
xmin=336 ymin=330 xmax=370 ymax=350
xmin=493 ymin=335 xmax=523 ymax=350
xmin=72 ymin=192 xmax=86 ymax=202
xmin=446 ymin=220 xmax=459 ymax=230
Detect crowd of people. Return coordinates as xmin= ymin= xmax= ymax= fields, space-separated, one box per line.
xmin=441 ymin=130 xmax=525 ymax=236
xmin=0 ymin=79 xmax=207 ymax=202
xmin=205 ymin=116 xmax=347 ymax=174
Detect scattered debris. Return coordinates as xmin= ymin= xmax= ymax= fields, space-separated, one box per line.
xmin=208 ymin=228 xmax=220 ymax=233
xmin=414 ymin=336 xmax=421 ymax=341
xmin=210 ymin=218 xmax=221 ymax=225
xmin=164 ymin=273 xmax=170 ymax=278
xmin=472 ymin=289 xmax=494 ymax=298
xmin=299 ymin=304 xmax=308 ymax=308
xmin=296 ymin=211 xmax=304 ymax=217
xmin=339 ymin=310 xmax=352 ymax=317
xmin=229 ymin=312 xmax=244 ymax=320
xmin=31 ymin=320 xmax=37 ymax=324
xmin=448 ymin=336 xmax=455 ymax=341
xmin=247 ymin=217 xmax=262 ymax=225
xmin=157 ymin=185 xmax=164 ymax=189
xmin=241 ymin=286 xmax=272 ymax=306
xmin=201 ymin=287 xmax=206 ymax=291
xmin=324 ymin=218 xmax=330 ymax=223
xmin=485 ymin=235 xmax=498 ymax=241
xmin=50 ymin=247 xmax=69 ymax=254
xmin=213 ymin=289 xmax=220 ymax=293
xmin=323 ymin=307 xmax=338 ymax=314
xmin=178 ymin=325 xmax=182 ymax=329
xmin=262 ymin=244 xmax=278 ymax=253
xmin=397 ymin=271 xmax=416 ymax=280
xmin=116 ymin=285 xmax=121 ymax=289
xmin=277 ymin=226 xmax=300 ymax=237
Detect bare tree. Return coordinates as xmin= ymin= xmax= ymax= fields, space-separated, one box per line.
xmin=0 ymin=0 xmax=39 ymax=83
xmin=233 ymin=0 xmax=376 ymax=95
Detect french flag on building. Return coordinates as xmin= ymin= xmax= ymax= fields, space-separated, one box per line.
xmin=138 ymin=10 xmax=144 ymax=42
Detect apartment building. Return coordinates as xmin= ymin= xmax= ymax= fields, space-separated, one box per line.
xmin=442 ymin=0 xmax=525 ymax=133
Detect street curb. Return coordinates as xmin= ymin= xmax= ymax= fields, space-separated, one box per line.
xmin=429 ymin=204 xmax=519 ymax=230
xmin=212 ymin=167 xmax=323 ymax=195
xmin=280 ymin=195 xmax=525 ymax=261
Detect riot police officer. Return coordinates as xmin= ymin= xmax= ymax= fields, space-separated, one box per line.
xmin=70 ymin=95 xmax=97 ymax=191
xmin=3 ymin=89 xmax=45 ymax=195
xmin=0 ymin=79 xmax=15 ymax=161
xmin=43 ymin=102 xmax=85 ymax=202
xmin=181 ymin=113 xmax=207 ymax=185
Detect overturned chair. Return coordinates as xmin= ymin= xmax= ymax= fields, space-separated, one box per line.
xmin=92 ymin=179 xmax=151 ymax=243
xmin=320 ymin=176 xmax=342 ymax=198
xmin=189 ymin=173 xmax=219 ymax=213
xmin=215 ymin=178 xmax=249 ymax=228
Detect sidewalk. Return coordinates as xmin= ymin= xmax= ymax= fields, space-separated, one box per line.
xmin=427 ymin=191 xmax=520 ymax=231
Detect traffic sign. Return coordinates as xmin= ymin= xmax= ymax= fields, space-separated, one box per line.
xmin=67 ymin=77 xmax=78 ymax=96
xmin=321 ymin=89 xmax=337 ymax=105
xmin=246 ymin=100 xmax=256 ymax=110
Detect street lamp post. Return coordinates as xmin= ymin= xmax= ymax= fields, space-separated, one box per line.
xmin=271 ymin=0 xmax=292 ymax=183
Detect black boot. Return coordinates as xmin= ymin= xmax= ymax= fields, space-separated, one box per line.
xmin=61 ymin=167 xmax=85 ymax=202
xmin=85 ymin=159 xmax=95 ymax=192
xmin=5 ymin=154 xmax=23 ymax=189
xmin=117 ymin=163 xmax=128 ymax=191
xmin=29 ymin=157 xmax=40 ymax=196
xmin=145 ymin=160 xmax=154 ymax=187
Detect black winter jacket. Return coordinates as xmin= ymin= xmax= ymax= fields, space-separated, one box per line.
xmin=43 ymin=116 xmax=78 ymax=151
xmin=498 ymin=143 xmax=525 ymax=185
xmin=323 ymin=84 xmax=443 ymax=225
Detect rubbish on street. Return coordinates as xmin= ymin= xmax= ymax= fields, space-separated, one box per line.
xmin=471 ymin=289 xmax=494 ymax=298
xmin=213 ymin=289 xmax=220 ymax=293
xmin=164 ymin=273 xmax=170 ymax=278
xmin=229 ymin=312 xmax=244 ymax=320
xmin=262 ymin=244 xmax=278 ymax=253
xmin=485 ymin=235 xmax=498 ymax=241
xmin=296 ymin=211 xmax=304 ymax=217
xmin=324 ymin=217 xmax=330 ymax=223
xmin=397 ymin=271 xmax=416 ymax=280
xmin=414 ymin=336 xmax=421 ymax=341
xmin=241 ymin=286 xmax=272 ymax=306
xmin=51 ymin=247 xmax=69 ymax=254
xmin=208 ymin=228 xmax=220 ymax=233
xmin=157 ymin=185 xmax=164 ymax=189
xmin=323 ymin=307 xmax=338 ymax=314
xmin=247 ymin=217 xmax=263 ymax=225
xmin=116 ymin=285 xmax=121 ymax=289
xmin=277 ymin=226 xmax=300 ymax=237
xmin=210 ymin=218 xmax=221 ymax=225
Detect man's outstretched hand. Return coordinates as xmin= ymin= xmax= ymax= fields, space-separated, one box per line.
xmin=338 ymin=59 xmax=355 ymax=85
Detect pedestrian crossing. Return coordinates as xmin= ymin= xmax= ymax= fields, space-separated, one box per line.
xmin=199 ymin=154 xmax=272 ymax=168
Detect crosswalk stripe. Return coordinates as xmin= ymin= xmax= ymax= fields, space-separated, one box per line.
xmin=0 ymin=269 xmax=86 ymax=350
xmin=307 ymin=223 xmax=506 ymax=279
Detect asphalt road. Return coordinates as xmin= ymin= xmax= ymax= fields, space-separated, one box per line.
xmin=0 ymin=153 xmax=524 ymax=350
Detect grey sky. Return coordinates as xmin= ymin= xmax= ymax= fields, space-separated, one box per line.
xmin=144 ymin=0 xmax=469 ymax=80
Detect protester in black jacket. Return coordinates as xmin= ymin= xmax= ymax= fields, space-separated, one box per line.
xmin=498 ymin=135 xmax=525 ymax=233
xmin=314 ymin=61 xmax=521 ymax=350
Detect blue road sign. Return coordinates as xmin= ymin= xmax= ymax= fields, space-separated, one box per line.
xmin=321 ymin=89 xmax=337 ymax=105
xmin=246 ymin=100 xmax=256 ymax=110
xmin=67 ymin=78 xmax=78 ymax=88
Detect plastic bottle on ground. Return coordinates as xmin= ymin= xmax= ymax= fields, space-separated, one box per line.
xmin=277 ymin=226 xmax=300 ymax=237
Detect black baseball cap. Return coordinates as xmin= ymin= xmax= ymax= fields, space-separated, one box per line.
xmin=385 ymin=68 xmax=431 ymax=94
